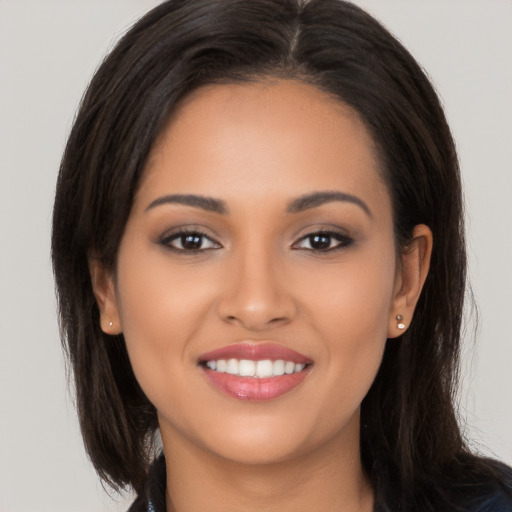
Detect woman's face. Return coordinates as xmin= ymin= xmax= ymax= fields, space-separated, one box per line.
xmin=93 ymin=79 xmax=424 ymax=465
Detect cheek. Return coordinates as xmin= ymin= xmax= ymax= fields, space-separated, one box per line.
xmin=302 ymin=243 xmax=396 ymax=336
xmin=113 ymin=240 xmax=214 ymax=399
xmin=300 ymin=244 xmax=396 ymax=400
xmin=115 ymin=233 xmax=217 ymax=340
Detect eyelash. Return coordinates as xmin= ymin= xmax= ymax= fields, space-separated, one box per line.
xmin=159 ymin=229 xmax=353 ymax=254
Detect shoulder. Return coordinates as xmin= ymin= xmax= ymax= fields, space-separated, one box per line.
xmin=127 ymin=496 xmax=146 ymax=512
xmin=467 ymin=484 xmax=512 ymax=512
xmin=379 ymin=455 xmax=512 ymax=511
xmin=127 ymin=453 xmax=167 ymax=512
xmin=451 ymin=456 xmax=512 ymax=512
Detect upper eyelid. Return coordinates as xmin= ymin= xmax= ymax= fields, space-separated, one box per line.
xmin=159 ymin=225 xmax=220 ymax=240
xmin=163 ymin=230 xmax=216 ymax=241
xmin=292 ymin=226 xmax=351 ymax=241
xmin=295 ymin=230 xmax=351 ymax=241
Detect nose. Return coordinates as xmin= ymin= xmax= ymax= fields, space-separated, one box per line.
xmin=216 ymin=246 xmax=297 ymax=332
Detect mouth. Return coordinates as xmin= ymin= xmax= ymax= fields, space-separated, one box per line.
xmin=198 ymin=342 xmax=312 ymax=401
xmin=202 ymin=358 xmax=307 ymax=378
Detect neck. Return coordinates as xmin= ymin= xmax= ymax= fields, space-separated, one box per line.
xmin=161 ymin=422 xmax=373 ymax=512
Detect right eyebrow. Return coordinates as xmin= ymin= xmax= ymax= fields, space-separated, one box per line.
xmin=144 ymin=194 xmax=229 ymax=214
xmin=286 ymin=190 xmax=372 ymax=218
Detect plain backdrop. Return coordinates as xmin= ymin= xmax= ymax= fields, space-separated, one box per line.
xmin=0 ymin=1 xmax=511 ymax=511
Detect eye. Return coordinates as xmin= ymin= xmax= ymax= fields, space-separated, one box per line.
xmin=160 ymin=230 xmax=221 ymax=252
xmin=292 ymin=231 xmax=353 ymax=252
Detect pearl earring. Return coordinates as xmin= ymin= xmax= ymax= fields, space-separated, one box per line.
xmin=109 ymin=321 xmax=113 ymax=328
xmin=396 ymin=314 xmax=405 ymax=330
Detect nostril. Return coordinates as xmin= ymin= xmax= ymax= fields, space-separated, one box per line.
xmin=268 ymin=316 xmax=288 ymax=324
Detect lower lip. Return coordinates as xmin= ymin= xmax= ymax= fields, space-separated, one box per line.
xmin=202 ymin=367 xmax=310 ymax=401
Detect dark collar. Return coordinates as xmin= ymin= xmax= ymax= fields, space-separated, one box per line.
xmin=127 ymin=453 xmax=166 ymax=512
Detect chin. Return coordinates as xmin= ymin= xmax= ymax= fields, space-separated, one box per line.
xmin=196 ymin=410 xmax=358 ymax=468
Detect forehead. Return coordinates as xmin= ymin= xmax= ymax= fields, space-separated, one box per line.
xmin=139 ymin=79 xmax=389 ymax=212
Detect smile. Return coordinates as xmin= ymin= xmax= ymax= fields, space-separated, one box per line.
xmin=204 ymin=359 xmax=306 ymax=378
xmin=199 ymin=342 xmax=312 ymax=401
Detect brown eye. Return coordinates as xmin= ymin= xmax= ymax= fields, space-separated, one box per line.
xmin=308 ymin=233 xmax=332 ymax=250
xmin=161 ymin=231 xmax=221 ymax=252
xmin=293 ymin=231 xmax=353 ymax=252
xmin=181 ymin=234 xmax=203 ymax=250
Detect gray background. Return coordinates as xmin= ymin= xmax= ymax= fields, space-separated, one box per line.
xmin=1 ymin=1 xmax=511 ymax=510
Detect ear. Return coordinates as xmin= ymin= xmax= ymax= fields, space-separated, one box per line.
xmin=88 ymin=256 xmax=122 ymax=335
xmin=388 ymin=224 xmax=433 ymax=338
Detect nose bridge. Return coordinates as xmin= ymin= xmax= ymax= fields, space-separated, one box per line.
xmin=217 ymin=236 xmax=295 ymax=330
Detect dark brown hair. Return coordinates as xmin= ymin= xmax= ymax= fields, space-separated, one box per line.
xmin=52 ymin=0 xmax=511 ymax=509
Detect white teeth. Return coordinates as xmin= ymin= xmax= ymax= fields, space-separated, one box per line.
xmin=256 ymin=359 xmax=273 ymax=378
xmin=238 ymin=359 xmax=256 ymax=376
xmin=216 ymin=359 xmax=227 ymax=373
xmin=226 ymin=358 xmax=239 ymax=375
xmin=204 ymin=358 xmax=307 ymax=378
xmin=273 ymin=359 xmax=285 ymax=376
xmin=284 ymin=361 xmax=295 ymax=374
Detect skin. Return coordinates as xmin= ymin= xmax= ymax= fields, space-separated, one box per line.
xmin=90 ymin=79 xmax=432 ymax=512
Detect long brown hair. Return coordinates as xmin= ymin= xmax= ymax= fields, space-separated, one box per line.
xmin=52 ymin=0 xmax=511 ymax=509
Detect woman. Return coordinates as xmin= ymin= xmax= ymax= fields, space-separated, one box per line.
xmin=51 ymin=0 xmax=512 ymax=510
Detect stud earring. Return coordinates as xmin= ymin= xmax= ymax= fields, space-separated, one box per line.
xmin=396 ymin=314 xmax=405 ymax=330
xmin=109 ymin=321 xmax=113 ymax=328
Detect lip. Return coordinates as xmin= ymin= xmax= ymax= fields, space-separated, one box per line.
xmin=199 ymin=342 xmax=312 ymax=401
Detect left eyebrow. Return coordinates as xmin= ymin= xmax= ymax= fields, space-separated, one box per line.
xmin=286 ymin=191 xmax=372 ymax=217
xmin=144 ymin=194 xmax=228 ymax=214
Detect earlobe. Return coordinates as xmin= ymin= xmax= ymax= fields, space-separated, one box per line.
xmin=88 ymin=257 xmax=122 ymax=335
xmin=388 ymin=224 xmax=433 ymax=338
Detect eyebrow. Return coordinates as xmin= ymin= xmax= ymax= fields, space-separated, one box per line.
xmin=145 ymin=190 xmax=371 ymax=217
xmin=286 ymin=191 xmax=372 ymax=217
xmin=145 ymin=194 xmax=228 ymax=214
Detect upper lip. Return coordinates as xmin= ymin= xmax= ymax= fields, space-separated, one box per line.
xmin=198 ymin=342 xmax=312 ymax=364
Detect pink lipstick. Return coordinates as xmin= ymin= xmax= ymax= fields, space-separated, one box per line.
xmin=198 ymin=342 xmax=312 ymax=401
